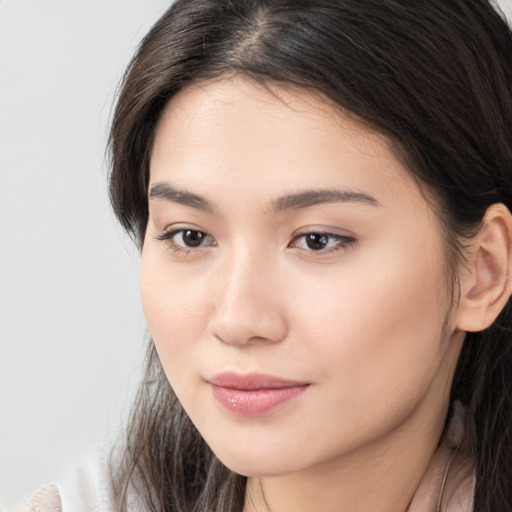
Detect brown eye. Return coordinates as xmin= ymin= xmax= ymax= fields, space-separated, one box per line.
xmin=155 ymin=228 xmax=215 ymax=252
xmin=304 ymin=233 xmax=329 ymax=251
xmin=290 ymin=231 xmax=356 ymax=254
xmin=181 ymin=230 xmax=206 ymax=247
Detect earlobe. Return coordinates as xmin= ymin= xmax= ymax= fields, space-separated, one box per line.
xmin=455 ymin=203 xmax=512 ymax=333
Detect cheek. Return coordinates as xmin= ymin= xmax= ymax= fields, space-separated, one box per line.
xmin=288 ymin=233 xmax=450 ymax=422
xmin=139 ymin=248 xmax=210 ymax=375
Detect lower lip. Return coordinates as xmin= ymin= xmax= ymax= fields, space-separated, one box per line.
xmin=210 ymin=384 xmax=309 ymax=416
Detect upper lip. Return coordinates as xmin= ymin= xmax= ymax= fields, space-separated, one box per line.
xmin=207 ymin=372 xmax=309 ymax=390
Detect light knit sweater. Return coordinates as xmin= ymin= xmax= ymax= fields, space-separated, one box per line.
xmin=11 ymin=486 xmax=61 ymax=512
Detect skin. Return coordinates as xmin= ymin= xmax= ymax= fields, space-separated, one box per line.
xmin=140 ymin=77 xmax=484 ymax=511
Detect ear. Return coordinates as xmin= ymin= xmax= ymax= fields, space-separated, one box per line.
xmin=455 ymin=203 xmax=512 ymax=332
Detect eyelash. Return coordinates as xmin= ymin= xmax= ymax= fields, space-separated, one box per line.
xmin=289 ymin=231 xmax=356 ymax=254
xmin=155 ymin=228 xmax=356 ymax=255
xmin=155 ymin=229 xmax=216 ymax=254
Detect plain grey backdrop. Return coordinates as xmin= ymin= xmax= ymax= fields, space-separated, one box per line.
xmin=0 ymin=1 xmax=171 ymax=506
xmin=1 ymin=0 xmax=512 ymax=507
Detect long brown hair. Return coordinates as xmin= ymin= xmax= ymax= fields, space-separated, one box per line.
xmin=108 ymin=1 xmax=512 ymax=510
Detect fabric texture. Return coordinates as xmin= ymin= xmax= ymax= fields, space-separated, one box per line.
xmin=10 ymin=485 xmax=61 ymax=512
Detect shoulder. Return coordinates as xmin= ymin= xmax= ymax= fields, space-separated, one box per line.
xmin=10 ymin=451 xmax=147 ymax=512
xmin=53 ymin=453 xmax=117 ymax=512
xmin=11 ymin=453 xmax=116 ymax=512
xmin=10 ymin=485 xmax=61 ymax=512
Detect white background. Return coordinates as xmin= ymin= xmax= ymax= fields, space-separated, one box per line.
xmin=1 ymin=0 xmax=511 ymax=507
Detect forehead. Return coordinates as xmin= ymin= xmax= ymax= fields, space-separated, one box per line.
xmin=153 ymin=77 xmax=385 ymax=159
xmin=149 ymin=77 xmax=428 ymax=216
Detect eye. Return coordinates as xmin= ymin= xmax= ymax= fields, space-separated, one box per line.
xmin=291 ymin=231 xmax=356 ymax=253
xmin=155 ymin=228 xmax=215 ymax=252
xmin=175 ymin=229 xmax=208 ymax=247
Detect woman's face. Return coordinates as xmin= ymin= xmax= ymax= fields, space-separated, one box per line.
xmin=140 ymin=78 xmax=464 ymax=477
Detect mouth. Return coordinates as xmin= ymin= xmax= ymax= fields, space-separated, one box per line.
xmin=207 ymin=372 xmax=310 ymax=416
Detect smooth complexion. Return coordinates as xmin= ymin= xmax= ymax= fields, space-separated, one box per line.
xmin=140 ymin=78 xmax=485 ymax=511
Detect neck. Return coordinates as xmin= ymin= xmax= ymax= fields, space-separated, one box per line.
xmin=242 ymin=340 xmax=463 ymax=512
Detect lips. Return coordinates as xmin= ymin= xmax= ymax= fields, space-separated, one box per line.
xmin=207 ymin=372 xmax=309 ymax=416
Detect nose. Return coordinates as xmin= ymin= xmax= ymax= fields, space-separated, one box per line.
xmin=208 ymin=250 xmax=289 ymax=346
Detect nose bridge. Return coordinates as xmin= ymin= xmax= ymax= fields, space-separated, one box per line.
xmin=209 ymin=244 xmax=288 ymax=346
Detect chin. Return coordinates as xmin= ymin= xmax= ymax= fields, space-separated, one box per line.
xmin=206 ymin=439 xmax=312 ymax=478
xmin=218 ymin=456 xmax=297 ymax=478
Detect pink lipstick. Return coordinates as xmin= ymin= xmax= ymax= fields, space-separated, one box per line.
xmin=208 ymin=372 xmax=309 ymax=416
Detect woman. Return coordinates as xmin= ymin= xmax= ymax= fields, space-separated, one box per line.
xmin=19 ymin=0 xmax=512 ymax=511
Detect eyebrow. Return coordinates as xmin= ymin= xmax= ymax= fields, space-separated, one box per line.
xmin=149 ymin=182 xmax=215 ymax=214
xmin=148 ymin=182 xmax=381 ymax=214
xmin=270 ymin=188 xmax=382 ymax=213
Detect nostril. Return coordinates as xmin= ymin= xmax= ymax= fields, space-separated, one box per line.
xmin=208 ymin=259 xmax=288 ymax=346
xmin=209 ymin=300 xmax=288 ymax=347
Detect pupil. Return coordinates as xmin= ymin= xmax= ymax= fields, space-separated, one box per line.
xmin=306 ymin=233 xmax=327 ymax=250
xmin=183 ymin=230 xmax=204 ymax=247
